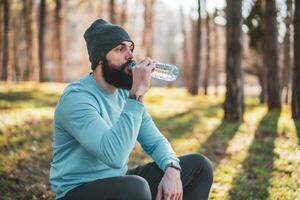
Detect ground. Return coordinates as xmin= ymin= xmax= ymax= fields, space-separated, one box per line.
xmin=0 ymin=82 xmax=299 ymax=200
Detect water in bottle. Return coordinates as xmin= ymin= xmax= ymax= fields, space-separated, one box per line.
xmin=128 ymin=60 xmax=179 ymax=82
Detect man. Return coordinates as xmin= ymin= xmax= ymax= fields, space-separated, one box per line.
xmin=49 ymin=19 xmax=213 ymax=200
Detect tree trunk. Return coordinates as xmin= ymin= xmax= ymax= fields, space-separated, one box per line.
xmin=212 ymin=11 xmax=219 ymax=96
xmin=39 ymin=0 xmax=46 ymax=82
xmin=203 ymin=14 xmax=211 ymax=95
xmin=11 ymin=16 xmax=21 ymax=81
xmin=179 ymin=5 xmax=191 ymax=89
xmin=189 ymin=0 xmax=201 ymax=95
xmin=54 ymin=0 xmax=63 ymax=82
xmin=109 ymin=0 xmax=116 ymax=24
xmin=23 ymin=0 xmax=35 ymax=81
xmin=120 ymin=0 xmax=128 ymax=27
xmin=281 ymin=0 xmax=293 ymax=104
xmin=97 ymin=0 xmax=104 ymax=18
xmin=142 ymin=0 xmax=155 ymax=57
xmin=2 ymin=0 xmax=9 ymax=81
xmin=224 ymin=0 xmax=244 ymax=122
xmin=0 ymin=0 xmax=3 ymax=75
xmin=264 ymin=0 xmax=281 ymax=110
xmin=258 ymin=64 xmax=268 ymax=103
xmin=292 ymin=0 xmax=300 ymax=118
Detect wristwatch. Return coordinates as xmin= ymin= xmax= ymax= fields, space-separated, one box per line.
xmin=165 ymin=162 xmax=182 ymax=172
xmin=128 ymin=94 xmax=143 ymax=102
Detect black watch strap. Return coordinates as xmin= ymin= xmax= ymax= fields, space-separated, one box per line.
xmin=165 ymin=162 xmax=181 ymax=172
xmin=128 ymin=94 xmax=143 ymax=102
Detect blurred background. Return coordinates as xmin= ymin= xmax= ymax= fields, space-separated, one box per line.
xmin=0 ymin=0 xmax=293 ymax=88
xmin=0 ymin=0 xmax=300 ymax=199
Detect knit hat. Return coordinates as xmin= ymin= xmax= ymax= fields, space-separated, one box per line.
xmin=84 ymin=19 xmax=134 ymax=70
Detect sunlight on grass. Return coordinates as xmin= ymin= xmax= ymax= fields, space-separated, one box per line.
xmin=0 ymin=81 xmax=66 ymax=93
xmin=145 ymin=87 xmax=223 ymax=118
xmin=0 ymin=108 xmax=54 ymax=131
xmin=1 ymin=83 xmax=300 ymax=199
xmin=210 ymin=106 xmax=268 ymax=199
xmin=268 ymin=105 xmax=300 ymax=200
xmin=172 ymin=117 xmax=222 ymax=154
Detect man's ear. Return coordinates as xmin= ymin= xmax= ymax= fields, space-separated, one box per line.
xmin=98 ymin=60 xmax=103 ymax=66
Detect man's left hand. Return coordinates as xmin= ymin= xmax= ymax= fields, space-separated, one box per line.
xmin=155 ymin=167 xmax=183 ymax=200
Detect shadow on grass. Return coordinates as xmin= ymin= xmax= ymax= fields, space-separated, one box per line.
xmin=0 ymin=91 xmax=60 ymax=109
xmin=198 ymin=120 xmax=241 ymax=168
xmin=292 ymin=118 xmax=300 ymax=139
xmin=0 ymin=119 xmax=52 ymax=153
xmin=0 ymin=118 xmax=54 ymax=200
xmin=229 ymin=109 xmax=280 ymax=200
xmin=153 ymin=104 xmax=221 ymax=139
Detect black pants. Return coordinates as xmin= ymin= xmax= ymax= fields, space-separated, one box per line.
xmin=59 ymin=153 xmax=213 ymax=200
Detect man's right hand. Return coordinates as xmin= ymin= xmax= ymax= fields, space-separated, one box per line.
xmin=130 ymin=57 xmax=155 ymax=98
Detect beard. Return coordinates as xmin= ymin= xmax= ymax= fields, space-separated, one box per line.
xmin=101 ymin=58 xmax=133 ymax=90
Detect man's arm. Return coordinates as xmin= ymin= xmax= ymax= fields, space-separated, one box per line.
xmin=137 ymin=111 xmax=180 ymax=171
xmin=56 ymin=91 xmax=145 ymax=169
xmin=137 ymin=111 xmax=183 ymax=200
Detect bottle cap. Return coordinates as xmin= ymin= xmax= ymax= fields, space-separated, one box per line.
xmin=128 ymin=60 xmax=137 ymax=68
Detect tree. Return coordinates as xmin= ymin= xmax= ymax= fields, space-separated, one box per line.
xmin=263 ymin=0 xmax=281 ymax=110
xmin=23 ymin=0 xmax=35 ymax=81
xmin=109 ymin=0 xmax=116 ymax=24
xmin=120 ymin=0 xmax=128 ymax=27
xmin=1 ymin=0 xmax=9 ymax=81
xmin=179 ymin=4 xmax=192 ymax=89
xmin=0 ymin=0 xmax=3 ymax=74
xmin=189 ymin=0 xmax=202 ymax=95
xmin=39 ymin=0 xmax=46 ymax=82
xmin=11 ymin=9 xmax=22 ymax=81
xmin=203 ymin=13 xmax=211 ymax=95
xmin=212 ymin=10 xmax=220 ymax=96
xmin=244 ymin=0 xmax=267 ymax=103
xmin=224 ymin=0 xmax=244 ymax=122
xmin=54 ymin=0 xmax=63 ymax=82
xmin=281 ymin=0 xmax=293 ymax=104
xmin=292 ymin=0 xmax=300 ymax=118
xmin=142 ymin=0 xmax=155 ymax=57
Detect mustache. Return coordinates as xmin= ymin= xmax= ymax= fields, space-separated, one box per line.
xmin=121 ymin=60 xmax=133 ymax=76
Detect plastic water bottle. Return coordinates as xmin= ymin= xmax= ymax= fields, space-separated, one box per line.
xmin=128 ymin=60 xmax=179 ymax=82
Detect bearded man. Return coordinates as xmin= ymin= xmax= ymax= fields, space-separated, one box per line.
xmin=49 ymin=19 xmax=213 ymax=200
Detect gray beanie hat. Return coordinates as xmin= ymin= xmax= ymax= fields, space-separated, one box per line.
xmin=84 ymin=19 xmax=134 ymax=70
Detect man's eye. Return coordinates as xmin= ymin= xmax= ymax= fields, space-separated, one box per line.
xmin=116 ymin=47 xmax=123 ymax=52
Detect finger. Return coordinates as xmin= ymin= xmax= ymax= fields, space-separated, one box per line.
xmin=174 ymin=186 xmax=180 ymax=200
xmin=145 ymin=57 xmax=153 ymax=62
xmin=170 ymin=193 xmax=176 ymax=200
xmin=139 ymin=59 xmax=150 ymax=67
xmin=172 ymin=183 xmax=179 ymax=200
xmin=147 ymin=61 xmax=156 ymax=71
xmin=178 ymin=192 xmax=183 ymax=200
xmin=156 ymin=187 xmax=163 ymax=200
xmin=178 ymin=183 xmax=183 ymax=200
xmin=164 ymin=191 xmax=171 ymax=200
xmin=175 ymin=191 xmax=182 ymax=200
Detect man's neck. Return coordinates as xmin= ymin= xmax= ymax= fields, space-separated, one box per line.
xmin=91 ymin=69 xmax=117 ymax=93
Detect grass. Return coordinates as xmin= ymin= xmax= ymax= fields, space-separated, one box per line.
xmin=0 ymin=82 xmax=299 ymax=200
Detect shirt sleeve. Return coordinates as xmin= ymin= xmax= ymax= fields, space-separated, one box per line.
xmin=56 ymin=91 xmax=145 ymax=169
xmin=137 ymin=111 xmax=180 ymax=171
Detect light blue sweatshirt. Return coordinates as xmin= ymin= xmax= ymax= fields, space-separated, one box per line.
xmin=49 ymin=74 xmax=179 ymax=199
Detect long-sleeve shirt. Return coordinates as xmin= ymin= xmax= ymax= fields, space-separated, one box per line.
xmin=49 ymin=74 xmax=180 ymax=199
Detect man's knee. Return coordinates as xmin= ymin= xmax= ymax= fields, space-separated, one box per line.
xmin=182 ymin=153 xmax=214 ymax=183
xmin=125 ymin=175 xmax=151 ymax=200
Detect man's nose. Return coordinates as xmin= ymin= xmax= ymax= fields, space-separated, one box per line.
xmin=125 ymin=49 xmax=133 ymax=60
